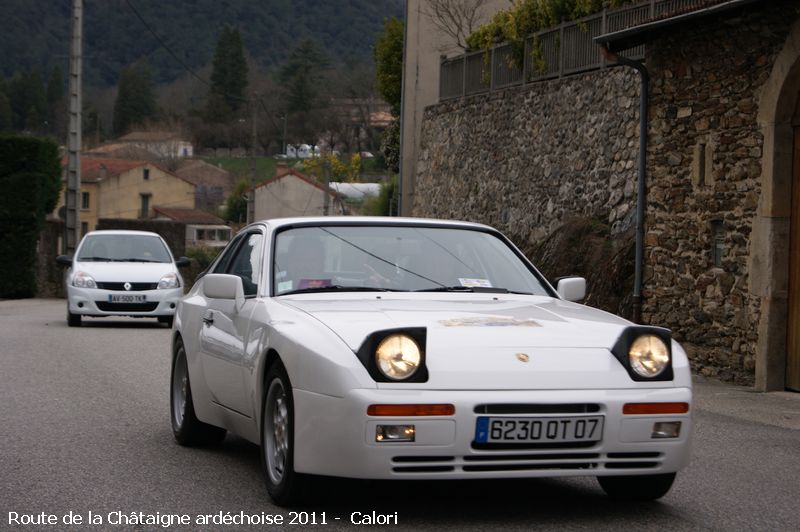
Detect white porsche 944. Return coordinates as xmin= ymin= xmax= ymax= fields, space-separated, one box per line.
xmin=170 ymin=217 xmax=691 ymax=505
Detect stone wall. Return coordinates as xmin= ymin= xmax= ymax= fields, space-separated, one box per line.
xmin=412 ymin=5 xmax=798 ymax=385
xmin=642 ymin=7 xmax=795 ymax=384
xmin=414 ymin=67 xmax=641 ymax=253
xmin=36 ymin=220 xmax=65 ymax=299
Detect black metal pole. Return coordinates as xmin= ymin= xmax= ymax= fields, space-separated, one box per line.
xmin=602 ymin=47 xmax=649 ymax=323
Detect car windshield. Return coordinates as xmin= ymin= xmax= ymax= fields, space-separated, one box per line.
xmin=76 ymin=234 xmax=172 ymax=263
xmin=273 ymin=225 xmax=551 ymax=296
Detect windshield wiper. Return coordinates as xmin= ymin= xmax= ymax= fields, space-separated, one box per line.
xmin=78 ymin=256 xmax=112 ymax=262
xmin=279 ymin=285 xmax=403 ymax=296
xmin=121 ymin=258 xmax=160 ymax=263
xmin=414 ymin=286 xmax=533 ymax=295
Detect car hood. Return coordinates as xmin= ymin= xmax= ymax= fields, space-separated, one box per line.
xmin=72 ymin=261 xmax=176 ymax=283
xmin=279 ymin=294 xmax=647 ymax=390
xmin=281 ymin=294 xmax=630 ymax=350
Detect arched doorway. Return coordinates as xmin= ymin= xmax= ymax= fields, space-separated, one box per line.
xmin=754 ymin=18 xmax=800 ymax=391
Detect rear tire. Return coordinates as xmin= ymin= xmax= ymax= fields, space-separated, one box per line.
xmin=261 ymin=361 xmax=308 ymax=506
xmin=597 ymin=473 xmax=676 ymax=500
xmin=67 ymin=308 xmax=81 ymax=327
xmin=170 ymin=338 xmax=226 ymax=446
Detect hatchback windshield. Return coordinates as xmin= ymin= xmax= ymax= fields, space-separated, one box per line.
xmin=273 ymin=225 xmax=551 ymax=296
xmin=77 ymin=234 xmax=172 ymax=263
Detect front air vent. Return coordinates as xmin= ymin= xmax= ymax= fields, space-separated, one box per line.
xmin=473 ymin=404 xmax=601 ymax=414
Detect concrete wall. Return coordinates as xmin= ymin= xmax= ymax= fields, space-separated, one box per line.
xmin=400 ymin=0 xmax=508 ymax=216
xmin=254 ymin=176 xmax=343 ymax=220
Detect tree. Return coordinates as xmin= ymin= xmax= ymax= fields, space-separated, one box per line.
xmin=224 ymin=179 xmax=250 ymax=224
xmin=112 ymin=62 xmax=158 ymax=136
xmin=423 ymin=0 xmax=487 ymax=51
xmin=206 ymin=25 xmax=249 ymax=122
xmin=0 ymin=93 xmax=11 ymax=132
xmin=6 ymin=71 xmax=47 ymax=132
xmin=278 ymin=39 xmax=330 ymax=115
xmin=374 ymin=17 xmax=403 ymax=116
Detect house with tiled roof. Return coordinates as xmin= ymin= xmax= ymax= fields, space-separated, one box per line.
xmin=173 ymin=159 xmax=233 ymax=213
xmin=54 ymin=157 xmax=196 ymax=235
xmin=117 ymin=130 xmax=194 ymax=159
xmin=253 ymin=163 xmax=344 ymax=220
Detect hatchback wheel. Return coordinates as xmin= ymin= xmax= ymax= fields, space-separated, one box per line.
xmin=67 ymin=308 xmax=81 ymax=327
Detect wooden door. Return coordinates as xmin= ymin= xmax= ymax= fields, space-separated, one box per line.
xmin=788 ymin=128 xmax=800 ymax=391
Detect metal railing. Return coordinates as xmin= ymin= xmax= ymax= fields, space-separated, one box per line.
xmin=440 ymin=0 xmax=729 ymax=100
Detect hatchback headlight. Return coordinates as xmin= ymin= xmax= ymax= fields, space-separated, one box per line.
xmin=375 ymin=334 xmax=422 ymax=380
xmin=158 ymin=272 xmax=180 ymax=289
xmin=72 ymin=271 xmax=96 ymax=288
xmin=629 ymin=334 xmax=670 ymax=378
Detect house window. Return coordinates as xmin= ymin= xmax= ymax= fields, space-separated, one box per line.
xmin=143 ymin=168 xmax=150 ymax=180
xmin=81 ymin=222 xmax=88 ymax=236
xmin=81 ymin=192 xmax=90 ymax=210
xmin=140 ymin=194 xmax=151 ymax=218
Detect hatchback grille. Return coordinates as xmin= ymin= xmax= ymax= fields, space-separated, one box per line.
xmin=96 ymin=302 xmax=159 ymax=312
xmin=96 ymin=282 xmax=158 ymax=291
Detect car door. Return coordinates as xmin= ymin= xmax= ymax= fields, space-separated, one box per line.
xmin=198 ymin=230 xmax=264 ymax=417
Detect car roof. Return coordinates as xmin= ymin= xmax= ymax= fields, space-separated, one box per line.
xmin=82 ymin=230 xmax=164 ymax=238
xmin=253 ymin=216 xmax=495 ymax=232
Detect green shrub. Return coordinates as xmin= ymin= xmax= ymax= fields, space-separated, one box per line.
xmin=0 ymin=135 xmax=62 ymax=298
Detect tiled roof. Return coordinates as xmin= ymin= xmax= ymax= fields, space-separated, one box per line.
xmin=173 ymin=159 xmax=232 ymax=188
xmin=118 ymin=131 xmax=185 ymax=142
xmin=79 ymin=157 xmax=149 ymax=181
xmin=152 ymin=206 xmax=225 ymax=225
xmin=254 ymin=167 xmax=338 ymax=197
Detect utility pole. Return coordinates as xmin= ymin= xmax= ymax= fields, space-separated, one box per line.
xmin=323 ymin=159 xmax=330 ymax=216
xmin=65 ymin=0 xmax=82 ymax=254
xmin=247 ymin=94 xmax=257 ymax=224
xmin=282 ymin=114 xmax=287 ymax=156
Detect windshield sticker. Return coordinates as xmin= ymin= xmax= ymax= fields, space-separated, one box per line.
xmin=459 ymin=278 xmax=493 ymax=288
xmin=439 ymin=316 xmax=541 ymax=328
xmin=298 ymin=278 xmax=332 ymax=289
xmin=277 ymin=280 xmax=293 ymax=292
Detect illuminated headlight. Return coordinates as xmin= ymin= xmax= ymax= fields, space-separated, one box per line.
xmin=72 ymin=271 xmax=96 ymax=288
xmin=376 ymin=425 xmax=415 ymax=442
xmin=629 ymin=334 xmax=670 ymax=378
xmin=158 ymin=272 xmax=180 ymax=289
xmin=375 ymin=334 xmax=421 ymax=380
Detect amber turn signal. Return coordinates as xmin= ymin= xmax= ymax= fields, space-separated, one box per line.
xmin=623 ymin=402 xmax=689 ymax=415
xmin=367 ymin=404 xmax=455 ymax=416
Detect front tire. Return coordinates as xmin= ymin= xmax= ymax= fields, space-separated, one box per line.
xmin=261 ymin=361 xmax=307 ymax=506
xmin=158 ymin=316 xmax=174 ymax=328
xmin=67 ymin=307 xmax=81 ymax=327
xmin=597 ymin=473 xmax=676 ymax=500
xmin=170 ymin=339 xmax=226 ymax=446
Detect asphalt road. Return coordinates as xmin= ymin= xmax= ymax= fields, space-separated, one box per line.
xmin=1 ymin=299 xmax=799 ymax=531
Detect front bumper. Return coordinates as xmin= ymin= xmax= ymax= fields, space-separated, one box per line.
xmin=293 ymin=387 xmax=692 ymax=480
xmin=66 ymin=286 xmax=183 ymax=317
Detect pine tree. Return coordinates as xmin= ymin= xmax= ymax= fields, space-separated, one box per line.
xmin=278 ymin=39 xmax=330 ymax=115
xmin=112 ymin=62 xmax=158 ymax=136
xmin=206 ymin=25 xmax=249 ymax=123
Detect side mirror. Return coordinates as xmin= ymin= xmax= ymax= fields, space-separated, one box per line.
xmin=175 ymin=256 xmax=191 ymax=268
xmin=203 ymin=273 xmax=245 ymax=312
xmin=56 ymin=255 xmax=73 ymax=267
xmin=556 ymin=277 xmax=586 ymax=302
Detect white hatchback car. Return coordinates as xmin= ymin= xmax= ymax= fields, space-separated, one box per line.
xmin=57 ymin=230 xmax=189 ymax=327
xmin=171 ymin=217 xmax=692 ymax=506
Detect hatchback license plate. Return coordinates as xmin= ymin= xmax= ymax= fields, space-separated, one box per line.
xmin=108 ymin=294 xmax=146 ymax=303
xmin=475 ymin=416 xmax=604 ymax=443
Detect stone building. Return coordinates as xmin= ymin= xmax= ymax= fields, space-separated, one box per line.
xmin=409 ymin=0 xmax=800 ymax=391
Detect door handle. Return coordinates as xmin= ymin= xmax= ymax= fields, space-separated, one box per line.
xmin=202 ymin=311 xmax=214 ymax=325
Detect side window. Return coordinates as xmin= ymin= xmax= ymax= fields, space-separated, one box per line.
xmin=226 ymin=233 xmax=263 ymax=297
xmin=213 ymin=234 xmax=246 ymax=274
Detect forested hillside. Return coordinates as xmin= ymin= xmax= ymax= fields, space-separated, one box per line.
xmin=0 ymin=0 xmax=403 ymax=87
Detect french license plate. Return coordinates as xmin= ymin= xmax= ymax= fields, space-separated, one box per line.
xmin=108 ymin=294 xmax=146 ymax=303
xmin=475 ymin=416 xmax=604 ymax=444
